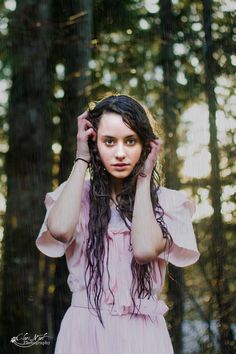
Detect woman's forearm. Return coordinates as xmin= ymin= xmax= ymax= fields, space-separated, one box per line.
xmin=131 ymin=177 xmax=166 ymax=265
xmin=47 ymin=160 xmax=88 ymax=243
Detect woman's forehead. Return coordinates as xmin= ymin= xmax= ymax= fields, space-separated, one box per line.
xmin=97 ymin=112 xmax=137 ymax=136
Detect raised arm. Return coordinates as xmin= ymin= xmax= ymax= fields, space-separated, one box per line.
xmin=47 ymin=111 xmax=96 ymax=243
xmin=131 ymin=139 xmax=166 ymax=265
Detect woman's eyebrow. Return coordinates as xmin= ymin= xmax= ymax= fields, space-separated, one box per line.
xmin=101 ymin=134 xmax=138 ymax=138
xmin=125 ymin=134 xmax=138 ymax=138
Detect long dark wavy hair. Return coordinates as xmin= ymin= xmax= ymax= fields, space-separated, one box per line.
xmin=84 ymin=94 xmax=172 ymax=326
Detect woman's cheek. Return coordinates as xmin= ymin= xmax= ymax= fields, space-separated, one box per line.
xmin=97 ymin=145 xmax=109 ymax=167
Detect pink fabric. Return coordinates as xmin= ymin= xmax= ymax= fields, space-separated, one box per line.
xmin=36 ymin=180 xmax=200 ymax=354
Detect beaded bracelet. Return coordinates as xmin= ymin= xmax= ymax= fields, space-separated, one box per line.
xmin=74 ymin=157 xmax=89 ymax=164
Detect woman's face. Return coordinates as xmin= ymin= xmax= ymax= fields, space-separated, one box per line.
xmin=97 ymin=112 xmax=142 ymax=182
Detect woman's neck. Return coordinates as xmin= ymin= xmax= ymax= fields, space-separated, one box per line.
xmin=111 ymin=178 xmax=123 ymax=200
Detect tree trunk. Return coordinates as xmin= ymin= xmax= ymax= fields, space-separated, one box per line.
xmin=1 ymin=0 xmax=53 ymax=352
xmin=51 ymin=0 xmax=92 ymax=340
xmin=202 ymin=1 xmax=235 ymax=352
xmin=159 ymin=1 xmax=183 ymax=353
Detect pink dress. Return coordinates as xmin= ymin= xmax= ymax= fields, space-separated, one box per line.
xmin=36 ymin=180 xmax=199 ymax=354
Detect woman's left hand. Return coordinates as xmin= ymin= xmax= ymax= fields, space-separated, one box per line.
xmin=141 ymin=139 xmax=162 ymax=177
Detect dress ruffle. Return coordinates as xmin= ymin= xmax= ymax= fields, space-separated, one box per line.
xmin=36 ymin=180 xmax=90 ymax=257
xmin=157 ymin=186 xmax=200 ymax=267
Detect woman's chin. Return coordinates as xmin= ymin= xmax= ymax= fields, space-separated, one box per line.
xmin=109 ymin=170 xmax=132 ymax=180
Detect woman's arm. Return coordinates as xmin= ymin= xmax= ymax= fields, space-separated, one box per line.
xmin=131 ymin=139 xmax=166 ymax=265
xmin=131 ymin=176 xmax=166 ymax=265
xmin=47 ymin=112 xmax=96 ymax=243
xmin=46 ymin=160 xmax=88 ymax=243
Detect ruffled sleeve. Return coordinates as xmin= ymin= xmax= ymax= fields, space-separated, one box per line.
xmin=157 ymin=187 xmax=200 ymax=267
xmin=36 ymin=180 xmax=90 ymax=258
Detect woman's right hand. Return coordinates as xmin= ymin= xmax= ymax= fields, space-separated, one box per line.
xmin=76 ymin=111 xmax=96 ymax=162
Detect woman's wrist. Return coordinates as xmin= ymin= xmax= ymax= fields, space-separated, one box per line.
xmin=74 ymin=156 xmax=90 ymax=165
xmin=71 ymin=157 xmax=89 ymax=176
xmin=137 ymin=172 xmax=151 ymax=183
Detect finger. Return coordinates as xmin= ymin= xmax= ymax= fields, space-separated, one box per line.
xmin=151 ymin=139 xmax=162 ymax=154
xmin=84 ymin=127 xmax=96 ymax=139
xmin=85 ymin=128 xmax=97 ymax=141
xmin=148 ymin=143 xmax=159 ymax=162
xmin=77 ymin=111 xmax=88 ymax=121
xmin=151 ymin=138 xmax=162 ymax=146
xmin=149 ymin=141 xmax=158 ymax=151
xmin=84 ymin=119 xmax=93 ymax=129
xmin=78 ymin=118 xmax=93 ymax=132
xmin=155 ymin=139 xmax=162 ymax=148
xmin=77 ymin=112 xmax=90 ymax=129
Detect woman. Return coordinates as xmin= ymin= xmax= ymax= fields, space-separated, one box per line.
xmin=36 ymin=94 xmax=199 ymax=353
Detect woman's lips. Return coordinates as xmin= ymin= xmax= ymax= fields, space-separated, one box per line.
xmin=113 ymin=163 xmax=129 ymax=170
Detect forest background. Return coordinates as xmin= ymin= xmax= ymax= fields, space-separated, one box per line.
xmin=0 ymin=0 xmax=235 ymax=353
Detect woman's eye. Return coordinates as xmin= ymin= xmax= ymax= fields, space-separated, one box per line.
xmin=126 ymin=139 xmax=136 ymax=145
xmin=105 ymin=139 xmax=114 ymax=146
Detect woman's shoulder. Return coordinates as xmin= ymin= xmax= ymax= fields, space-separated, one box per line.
xmin=157 ymin=185 xmax=186 ymax=199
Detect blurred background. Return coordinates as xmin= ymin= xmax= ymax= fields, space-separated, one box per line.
xmin=0 ymin=0 xmax=235 ymax=353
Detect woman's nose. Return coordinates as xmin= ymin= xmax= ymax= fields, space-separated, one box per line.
xmin=115 ymin=143 xmax=126 ymax=159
